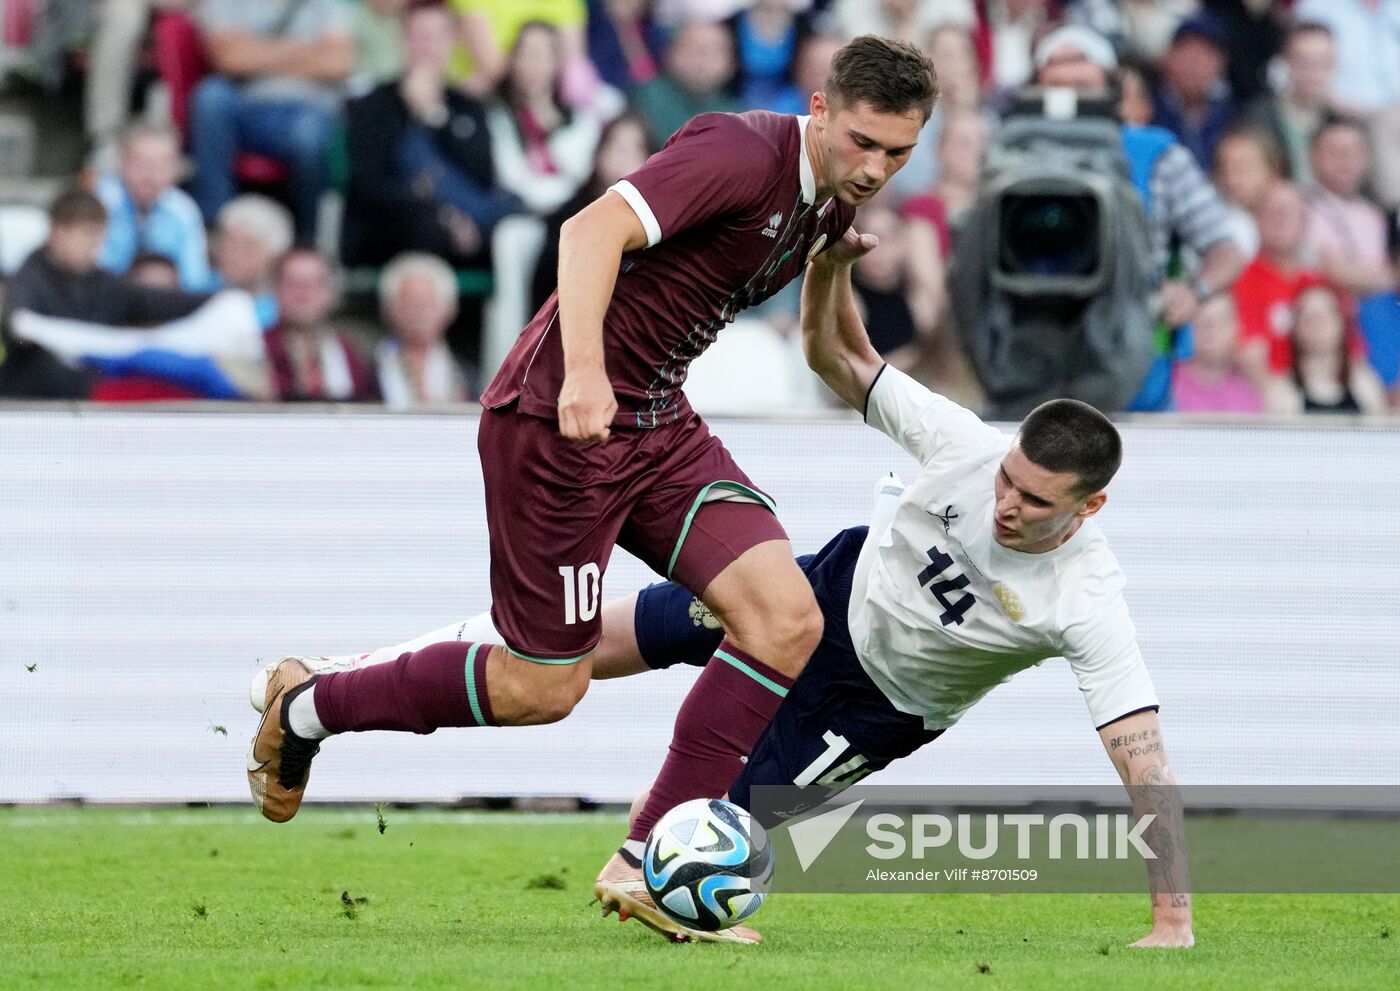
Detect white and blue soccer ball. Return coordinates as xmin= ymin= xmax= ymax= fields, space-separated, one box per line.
xmin=643 ymin=798 xmax=774 ymax=931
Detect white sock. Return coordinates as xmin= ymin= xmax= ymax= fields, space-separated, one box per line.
xmin=287 ymin=686 xmax=331 ymax=740
xmin=622 ymin=838 xmax=646 ymax=862
xmin=328 ymin=612 xmax=503 ymax=669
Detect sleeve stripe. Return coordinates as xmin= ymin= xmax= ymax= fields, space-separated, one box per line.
xmin=608 ymin=180 xmax=662 ymax=248
xmin=862 ymin=363 xmax=890 ymax=423
xmin=1094 ymin=704 xmax=1160 ymax=732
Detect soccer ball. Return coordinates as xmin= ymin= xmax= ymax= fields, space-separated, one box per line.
xmin=643 ymin=798 xmax=774 ymax=931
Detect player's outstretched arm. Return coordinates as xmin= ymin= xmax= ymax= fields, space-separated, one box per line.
xmin=1098 ymin=709 xmax=1195 ymax=948
xmin=801 ymin=228 xmax=885 ymax=413
xmin=555 ymin=191 xmax=649 ymax=442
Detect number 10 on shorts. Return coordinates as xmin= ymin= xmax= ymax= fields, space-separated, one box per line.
xmin=558 ymin=564 xmax=602 ymax=625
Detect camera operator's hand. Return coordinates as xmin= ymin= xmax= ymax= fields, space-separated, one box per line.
xmin=812 ymin=227 xmax=880 ymax=270
xmin=1160 ymin=279 xmax=1200 ymax=328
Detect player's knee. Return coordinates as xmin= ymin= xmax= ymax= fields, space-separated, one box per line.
xmin=519 ymin=675 xmax=589 ymax=725
xmin=737 ymin=595 xmax=822 ymax=672
xmin=773 ymin=598 xmax=823 ymax=660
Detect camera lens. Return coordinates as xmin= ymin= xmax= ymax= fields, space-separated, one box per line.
xmin=999 ymin=193 xmax=1100 ymax=278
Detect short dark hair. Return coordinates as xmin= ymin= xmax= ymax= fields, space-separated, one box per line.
xmin=272 ymin=245 xmax=333 ymax=283
xmin=129 ymin=251 xmax=179 ymax=273
xmin=1287 ymin=20 xmax=1334 ymax=47
xmin=49 ymin=188 xmax=107 ymax=226
xmin=1312 ymin=113 xmax=1368 ymax=148
xmin=825 ymin=35 xmax=939 ymax=123
xmin=404 ymin=0 xmax=449 ymax=17
xmin=1216 ymin=124 xmax=1285 ymax=178
xmin=1016 ymin=399 xmax=1122 ymax=496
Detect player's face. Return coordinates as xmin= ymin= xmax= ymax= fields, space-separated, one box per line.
xmin=811 ymin=93 xmax=923 ymax=205
xmin=992 ymin=445 xmax=1105 ymax=554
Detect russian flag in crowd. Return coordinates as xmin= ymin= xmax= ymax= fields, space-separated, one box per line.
xmin=9 ymin=291 xmax=272 ymax=399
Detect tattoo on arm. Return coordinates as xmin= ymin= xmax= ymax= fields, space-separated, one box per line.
xmin=1131 ymin=759 xmax=1192 ymax=913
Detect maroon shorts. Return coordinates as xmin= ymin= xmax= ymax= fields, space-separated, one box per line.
xmin=477 ymin=406 xmax=787 ymax=661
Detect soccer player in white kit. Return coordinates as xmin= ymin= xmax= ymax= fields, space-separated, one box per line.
xmin=248 ymin=228 xmax=1194 ymax=949
xmin=599 ymin=228 xmax=1193 ymax=946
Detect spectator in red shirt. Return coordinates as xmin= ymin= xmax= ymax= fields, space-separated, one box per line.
xmin=1232 ymin=179 xmax=1318 ymax=382
xmin=264 ymin=248 xmax=378 ymax=402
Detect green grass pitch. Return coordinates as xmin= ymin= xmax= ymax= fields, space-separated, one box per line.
xmin=2 ymin=807 xmax=1395 ymax=990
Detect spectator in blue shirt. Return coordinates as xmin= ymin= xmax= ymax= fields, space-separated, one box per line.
xmin=1033 ymin=24 xmax=1245 ymax=411
xmin=724 ymin=0 xmax=812 ymax=114
xmin=1151 ymin=12 xmax=1239 ymax=171
xmin=96 ymin=123 xmax=212 ymax=291
xmin=585 ymin=0 xmax=666 ymax=93
xmin=1359 ymin=234 xmax=1400 ymax=408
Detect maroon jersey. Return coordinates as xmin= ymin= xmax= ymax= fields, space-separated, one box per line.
xmin=481 ymin=111 xmax=857 ymax=429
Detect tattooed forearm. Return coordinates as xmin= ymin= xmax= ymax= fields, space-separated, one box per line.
xmin=1130 ymin=761 xmax=1192 ymax=915
xmin=1109 ymin=730 xmax=1150 ymax=750
xmin=1109 ymin=730 xmax=1165 ymax=759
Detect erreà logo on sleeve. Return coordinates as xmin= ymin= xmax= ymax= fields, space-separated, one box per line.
xmin=762 ymin=212 xmax=783 ymax=237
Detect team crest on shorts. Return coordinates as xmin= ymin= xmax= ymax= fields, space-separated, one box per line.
xmin=807 ymin=234 xmax=828 ymax=260
xmin=688 ymin=598 xmax=722 ymax=630
xmin=993 ymin=584 xmax=1025 ymax=622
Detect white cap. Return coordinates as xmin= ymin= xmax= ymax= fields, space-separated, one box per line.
xmin=1032 ymin=25 xmax=1118 ymax=72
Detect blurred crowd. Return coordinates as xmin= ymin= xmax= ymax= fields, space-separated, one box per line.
xmin=0 ymin=0 xmax=1395 ymax=416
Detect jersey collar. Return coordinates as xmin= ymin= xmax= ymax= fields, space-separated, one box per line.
xmin=797 ymin=114 xmax=818 ymax=206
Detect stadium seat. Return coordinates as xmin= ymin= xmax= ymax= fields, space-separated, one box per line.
xmin=0 ymin=203 xmax=49 ymax=275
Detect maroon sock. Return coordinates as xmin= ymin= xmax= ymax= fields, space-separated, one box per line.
xmin=627 ymin=640 xmax=794 ymax=842
xmin=314 ymin=641 xmax=497 ymax=734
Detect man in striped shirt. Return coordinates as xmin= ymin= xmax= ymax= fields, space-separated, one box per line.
xmin=1031 ymin=25 xmax=1246 ymax=410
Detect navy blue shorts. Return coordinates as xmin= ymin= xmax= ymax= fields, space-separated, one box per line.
xmin=634 ymin=526 xmax=942 ymax=823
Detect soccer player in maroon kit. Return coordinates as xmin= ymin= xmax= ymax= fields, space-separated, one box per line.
xmin=248 ymin=35 xmax=937 ymax=939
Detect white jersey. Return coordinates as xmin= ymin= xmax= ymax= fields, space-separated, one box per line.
xmin=849 ymin=367 xmax=1159 ymax=732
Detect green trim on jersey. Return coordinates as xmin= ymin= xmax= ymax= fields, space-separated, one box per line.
xmin=506 ymin=646 xmax=591 ymax=665
xmin=463 ymin=642 xmax=488 ymax=726
xmin=666 ymin=481 xmax=778 ymax=578
xmin=715 ymin=648 xmax=789 ymax=698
